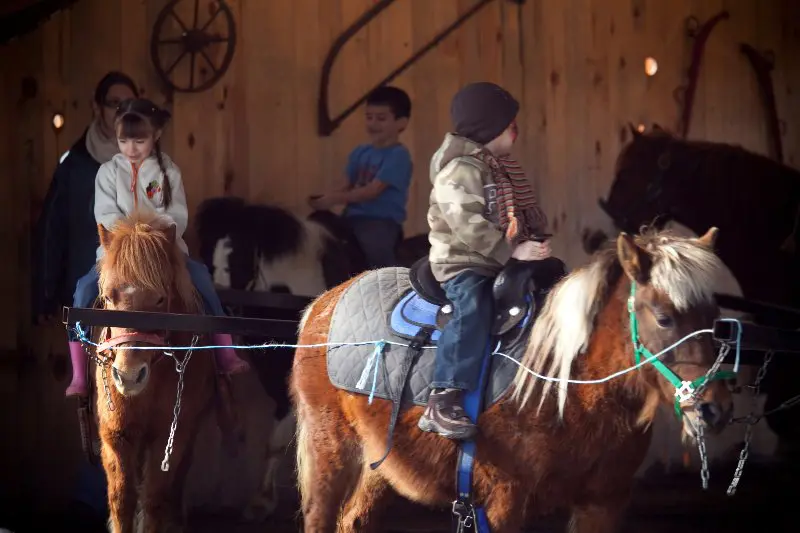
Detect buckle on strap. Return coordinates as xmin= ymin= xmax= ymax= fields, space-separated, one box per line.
xmin=452 ymin=499 xmax=475 ymax=531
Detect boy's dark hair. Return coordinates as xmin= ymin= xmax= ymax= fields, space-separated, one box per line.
xmin=366 ymin=86 xmax=411 ymax=120
xmin=114 ymin=98 xmax=175 ymax=209
xmin=94 ymin=71 xmax=139 ymax=106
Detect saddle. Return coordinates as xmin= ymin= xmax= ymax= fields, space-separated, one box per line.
xmin=406 ymin=256 xmax=567 ymax=337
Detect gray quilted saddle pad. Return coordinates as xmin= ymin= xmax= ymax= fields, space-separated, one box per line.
xmin=325 ymin=267 xmax=527 ymax=408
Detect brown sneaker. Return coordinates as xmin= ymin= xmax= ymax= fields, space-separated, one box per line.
xmin=417 ymin=388 xmax=477 ymax=440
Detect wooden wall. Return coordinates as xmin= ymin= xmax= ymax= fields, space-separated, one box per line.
xmin=2 ymin=0 xmax=799 ymax=270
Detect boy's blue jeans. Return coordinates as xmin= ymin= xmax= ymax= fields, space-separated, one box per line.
xmin=431 ymin=270 xmax=494 ymax=391
xmin=70 ymin=257 xmax=225 ymax=341
xmin=346 ymin=216 xmax=402 ymax=269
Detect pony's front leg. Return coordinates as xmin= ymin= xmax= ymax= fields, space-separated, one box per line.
xmin=483 ymin=482 xmax=526 ymax=533
xmin=101 ymin=436 xmax=139 ymax=533
xmin=567 ymin=497 xmax=629 ymax=533
xmin=140 ymin=440 xmax=194 ymax=533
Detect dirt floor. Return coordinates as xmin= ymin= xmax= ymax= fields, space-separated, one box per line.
xmin=185 ymin=458 xmax=794 ymax=533
xmin=2 ymin=456 xmax=792 ymax=532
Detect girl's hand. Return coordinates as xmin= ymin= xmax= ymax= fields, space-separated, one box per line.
xmin=512 ymin=239 xmax=551 ymax=261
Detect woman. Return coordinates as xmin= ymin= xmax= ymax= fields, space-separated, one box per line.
xmin=32 ymin=71 xmax=139 ymax=324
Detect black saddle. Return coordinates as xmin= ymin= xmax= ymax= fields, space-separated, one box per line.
xmin=409 ymin=257 xmax=567 ymax=336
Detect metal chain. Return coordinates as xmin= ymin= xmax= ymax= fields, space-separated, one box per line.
xmin=692 ymin=342 xmax=730 ymax=402
xmin=161 ymin=335 xmax=199 ymax=472
xmin=86 ymin=339 xmax=116 ymax=413
xmin=726 ymin=350 xmax=773 ymax=496
xmin=98 ymin=360 xmax=115 ymax=412
xmin=692 ymin=341 xmax=730 ymax=491
xmin=696 ymin=422 xmax=709 ymax=490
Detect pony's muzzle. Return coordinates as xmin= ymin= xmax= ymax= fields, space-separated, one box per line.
xmin=698 ymin=401 xmax=731 ymax=433
xmin=111 ymin=361 xmax=150 ymax=396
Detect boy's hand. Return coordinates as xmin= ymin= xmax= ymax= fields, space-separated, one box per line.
xmin=512 ymin=239 xmax=551 ymax=260
xmin=308 ymin=194 xmax=335 ymax=210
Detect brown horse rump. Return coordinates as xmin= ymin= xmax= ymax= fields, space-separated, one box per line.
xmin=326 ymin=267 xmax=527 ymax=408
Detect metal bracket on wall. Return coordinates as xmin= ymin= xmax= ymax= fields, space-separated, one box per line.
xmin=317 ymin=0 xmax=526 ymax=136
xmin=740 ymin=44 xmax=785 ymax=163
xmin=672 ymin=10 xmax=729 ymax=138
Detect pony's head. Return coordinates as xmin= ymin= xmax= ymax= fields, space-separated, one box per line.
xmin=97 ymin=211 xmax=202 ymax=397
xmin=515 ymin=226 xmax=734 ymax=442
xmin=616 ymin=227 xmax=734 ymax=439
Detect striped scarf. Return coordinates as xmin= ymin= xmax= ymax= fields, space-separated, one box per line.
xmin=475 ymin=151 xmax=548 ymax=244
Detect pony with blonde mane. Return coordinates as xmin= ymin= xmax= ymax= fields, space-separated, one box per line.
xmin=93 ymin=211 xmax=237 ymax=532
xmin=290 ymin=227 xmax=734 ymax=532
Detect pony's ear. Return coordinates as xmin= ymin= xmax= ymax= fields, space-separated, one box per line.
xmin=695 ymin=227 xmax=719 ymax=249
xmin=164 ymin=223 xmax=177 ymax=244
xmin=98 ymin=224 xmax=112 ymax=249
xmin=617 ymin=232 xmax=651 ymax=283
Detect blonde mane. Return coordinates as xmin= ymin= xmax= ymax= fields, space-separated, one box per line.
xmin=511 ymin=228 xmax=724 ymax=417
xmin=98 ymin=210 xmax=203 ymax=314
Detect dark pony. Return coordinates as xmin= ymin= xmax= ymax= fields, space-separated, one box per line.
xmin=597 ymin=125 xmax=800 ymax=309
xmin=593 ymin=124 xmax=800 ymax=449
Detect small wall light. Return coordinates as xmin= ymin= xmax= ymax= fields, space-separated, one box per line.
xmin=637 ymin=124 xmax=646 ymax=133
xmin=52 ymin=112 xmax=65 ymax=131
xmin=644 ymin=57 xmax=658 ymax=76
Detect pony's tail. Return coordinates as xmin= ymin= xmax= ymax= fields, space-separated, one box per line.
xmin=295 ymin=405 xmax=314 ymax=514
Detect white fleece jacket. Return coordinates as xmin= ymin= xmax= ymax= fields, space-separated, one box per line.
xmin=94 ymin=152 xmax=189 ymax=260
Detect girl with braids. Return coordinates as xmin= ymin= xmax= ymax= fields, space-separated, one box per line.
xmin=66 ymin=98 xmax=248 ymax=398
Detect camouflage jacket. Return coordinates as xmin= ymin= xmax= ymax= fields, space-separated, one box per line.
xmin=427 ymin=133 xmax=512 ymax=282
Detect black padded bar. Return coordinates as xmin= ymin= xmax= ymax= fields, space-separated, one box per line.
xmin=62 ymin=306 xmax=300 ymax=339
xmin=713 ymin=319 xmax=800 ymax=353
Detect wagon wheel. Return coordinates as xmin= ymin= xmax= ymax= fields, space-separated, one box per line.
xmin=150 ymin=0 xmax=237 ymax=93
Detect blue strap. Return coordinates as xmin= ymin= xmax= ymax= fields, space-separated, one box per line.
xmin=454 ymin=340 xmax=493 ymax=532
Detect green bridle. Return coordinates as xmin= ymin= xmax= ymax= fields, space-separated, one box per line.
xmin=627 ymin=282 xmax=735 ymax=419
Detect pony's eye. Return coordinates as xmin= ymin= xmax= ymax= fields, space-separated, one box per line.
xmin=654 ymin=312 xmax=674 ymax=328
xmin=156 ymin=296 xmax=165 ymax=306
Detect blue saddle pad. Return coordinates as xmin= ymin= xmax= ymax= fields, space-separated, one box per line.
xmin=388 ymin=289 xmax=533 ymax=344
xmin=389 ymin=290 xmax=443 ymax=342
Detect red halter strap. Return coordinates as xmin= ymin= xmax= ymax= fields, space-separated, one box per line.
xmin=97 ymin=332 xmax=166 ymax=354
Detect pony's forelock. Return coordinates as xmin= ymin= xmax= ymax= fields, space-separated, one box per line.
xmin=98 ymin=211 xmax=203 ymax=314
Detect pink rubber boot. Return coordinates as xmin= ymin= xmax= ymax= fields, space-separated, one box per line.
xmin=66 ymin=341 xmax=89 ymax=398
xmin=212 ymin=333 xmax=250 ymax=375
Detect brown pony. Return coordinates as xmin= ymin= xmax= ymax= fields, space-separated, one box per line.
xmin=93 ymin=210 xmax=228 ymax=533
xmin=290 ymin=227 xmax=734 ymax=532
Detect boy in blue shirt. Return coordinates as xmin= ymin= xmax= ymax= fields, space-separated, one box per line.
xmin=309 ymin=86 xmax=413 ymax=268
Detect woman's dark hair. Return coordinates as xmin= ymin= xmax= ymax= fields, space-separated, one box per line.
xmin=114 ymin=98 xmax=174 ymax=209
xmin=94 ymin=71 xmax=139 ymax=106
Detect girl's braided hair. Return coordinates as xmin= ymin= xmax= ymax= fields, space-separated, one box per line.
xmin=114 ymin=98 xmax=174 ymax=209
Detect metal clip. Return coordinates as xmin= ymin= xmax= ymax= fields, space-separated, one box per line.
xmin=452 ymin=500 xmax=474 ymax=532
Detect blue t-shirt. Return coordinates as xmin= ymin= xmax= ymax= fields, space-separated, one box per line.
xmin=342 ymin=143 xmax=413 ymax=224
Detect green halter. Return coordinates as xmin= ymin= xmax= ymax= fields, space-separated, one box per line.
xmin=627 ymin=282 xmax=734 ymax=418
